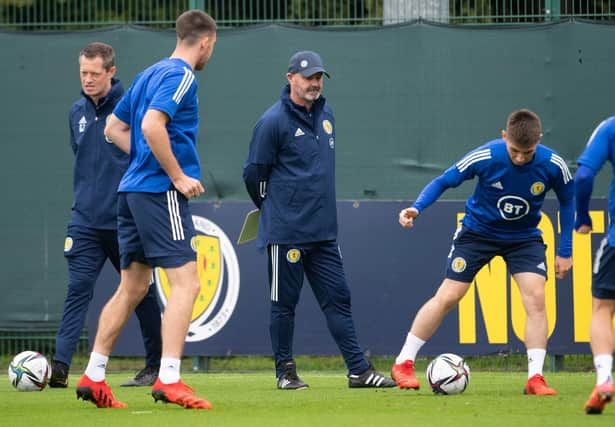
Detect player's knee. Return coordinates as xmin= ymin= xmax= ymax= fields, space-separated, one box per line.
xmin=433 ymin=293 xmax=460 ymax=313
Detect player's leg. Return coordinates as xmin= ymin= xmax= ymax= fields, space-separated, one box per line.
xmin=393 ymin=227 xmax=486 ymax=389
xmin=506 ymin=237 xmax=556 ymax=395
xmin=268 ymin=244 xmax=308 ymax=389
xmin=76 ymin=261 xmax=152 ymax=408
xmin=105 ymin=230 xmax=162 ymax=387
xmin=303 ymin=242 xmax=395 ymax=388
xmin=410 ymin=278 xmax=472 ymax=341
xmin=51 ymin=226 xmax=106 ymax=388
xmin=514 ymin=271 xmax=556 ymax=394
xmin=585 ymin=239 xmax=615 ymax=414
xmin=128 ymin=190 xmax=211 ymax=409
xmin=585 ymin=298 xmax=615 ymax=414
xmin=75 ymin=193 xmax=151 ymax=408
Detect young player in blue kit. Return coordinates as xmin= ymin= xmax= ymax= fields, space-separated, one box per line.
xmin=575 ymin=117 xmax=615 ymax=414
xmin=244 ymin=51 xmax=395 ymax=390
xmin=391 ymin=109 xmax=574 ymax=395
xmin=75 ymin=10 xmax=217 ymax=409
xmin=50 ymin=42 xmax=162 ymax=389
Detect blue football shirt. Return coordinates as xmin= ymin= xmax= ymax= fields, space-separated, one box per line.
xmin=114 ymin=58 xmax=200 ymax=193
xmin=413 ymin=139 xmax=574 ymax=256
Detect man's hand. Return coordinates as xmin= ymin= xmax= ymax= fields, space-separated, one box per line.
xmin=399 ymin=207 xmax=419 ymax=228
xmin=576 ymin=224 xmax=592 ymax=234
xmin=554 ymin=256 xmax=572 ymax=279
xmin=173 ymin=175 xmax=205 ymax=199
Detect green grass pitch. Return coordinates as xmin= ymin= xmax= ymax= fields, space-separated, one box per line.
xmin=1 ymin=371 xmax=613 ymax=426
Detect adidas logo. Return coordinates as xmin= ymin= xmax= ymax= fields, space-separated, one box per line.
xmin=537 ymin=262 xmax=546 ymax=271
xmin=294 ymin=128 xmax=305 ymax=137
xmin=491 ymin=181 xmax=503 ymax=190
xmin=280 ymin=378 xmax=291 ymax=388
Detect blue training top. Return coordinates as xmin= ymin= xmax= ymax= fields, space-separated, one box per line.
xmin=114 ymin=58 xmax=200 ymax=193
xmin=576 ymin=116 xmax=615 ymax=246
xmin=412 ymin=139 xmax=574 ymax=257
xmin=68 ymin=78 xmax=126 ymax=230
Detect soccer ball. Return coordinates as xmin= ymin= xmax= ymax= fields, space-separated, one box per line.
xmin=426 ymin=353 xmax=470 ymax=395
xmin=8 ymin=351 xmax=50 ymax=391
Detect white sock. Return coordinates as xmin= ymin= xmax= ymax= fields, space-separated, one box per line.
xmin=594 ymin=354 xmax=613 ymax=385
xmin=158 ymin=357 xmax=181 ymax=384
xmin=84 ymin=352 xmax=109 ymax=382
xmin=527 ymin=348 xmax=546 ymax=378
xmin=395 ymin=333 xmax=426 ymax=364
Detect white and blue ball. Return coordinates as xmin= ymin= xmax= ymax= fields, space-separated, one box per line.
xmin=8 ymin=351 xmax=50 ymax=391
xmin=426 ymin=353 xmax=470 ymax=395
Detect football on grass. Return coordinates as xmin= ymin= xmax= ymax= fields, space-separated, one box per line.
xmin=426 ymin=353 xmax=470 ymax=395
xmin=8 ymin=351 xmax=50 ymax=391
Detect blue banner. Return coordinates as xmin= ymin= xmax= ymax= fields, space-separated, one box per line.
xmin=89 ymin=199 xmax=607 ymax=357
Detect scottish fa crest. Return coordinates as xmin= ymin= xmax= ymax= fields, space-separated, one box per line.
xmin=154 ymin=215 xmax=240 ymax=342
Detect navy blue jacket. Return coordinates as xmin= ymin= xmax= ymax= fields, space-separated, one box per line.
xmin=68 ymin=79 xmax=127 ymax=230
xmin=243 ymin=85 xmax=338 ymax=249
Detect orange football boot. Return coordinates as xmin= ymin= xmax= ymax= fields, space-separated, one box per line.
xmin=76 ymin=374 xmax=127 ymax=408
xmin=584 ymin=380 xmax=614 ymax=415
xmin=524 ymin=374 xmax=557 ymax=396
xmin=391 ymin=360 xmax=420 ymax=389
xmin=151 ymin=378 xmax=212 ymax=410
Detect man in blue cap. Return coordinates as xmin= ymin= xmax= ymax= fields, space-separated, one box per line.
xmin=243 ymin=50 xmax=396 ymax=390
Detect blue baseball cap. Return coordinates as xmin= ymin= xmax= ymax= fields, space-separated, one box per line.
xmin=288 ymin=50 xmax=330 ymax=78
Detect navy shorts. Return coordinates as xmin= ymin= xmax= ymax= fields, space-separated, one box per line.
xmin=445 ymin=227 xmax=548 ymax=282
xmin=117 ymin=190 xmax=196 ymax=269
xmin=592 ymin=237 xmax=615 ymax=299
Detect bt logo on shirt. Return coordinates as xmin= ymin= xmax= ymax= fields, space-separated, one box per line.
xmin=497 ymin=195 xmax=529 ymax=220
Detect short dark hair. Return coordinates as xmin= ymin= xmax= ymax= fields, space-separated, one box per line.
xmin=175 ymin=10 xmax=217 ymax=45
xmin=79 ymin=42 xmax=115 ymax=70
xmin=506 ymin=109 xmax=542 ymax=148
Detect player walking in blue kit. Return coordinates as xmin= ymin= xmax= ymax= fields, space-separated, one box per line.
xmin=75 ymin=10 xmax=217 ymax=409
xmin=243 ymin=50 xmax=395 ymax=390
xmin=50 ymin=42 xmax=161 ymax=389
xmin=391 ymin=109 xmax=574 ymax=395
xmin=575 ymin=116 xmax=615 ymax=414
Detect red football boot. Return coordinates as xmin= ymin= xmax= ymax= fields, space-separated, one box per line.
xmin=76 ymin=374 xmax=127 ymax=408
xmin=151 ymin=378 xmax=212 ymax=410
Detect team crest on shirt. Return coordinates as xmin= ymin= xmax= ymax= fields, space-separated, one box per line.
xmin=64 ymin=237 xmax=73 ymax=252
xmin=286 ymin=249 xmax=301 ymax=263
xmin=322 ymin=120 xmax=333 ymax=135
xmin=451 ymin=257 xmax=467 ymax=273
xmin=530 ymin=182 xmax=545 ymax=196
xmin=154 ymin=215 xmax=240 ymax=342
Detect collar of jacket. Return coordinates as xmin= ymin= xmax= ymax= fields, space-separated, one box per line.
xmin=81 ymin=77 xmax=124 ymax=110
xmin=279 ymin=84 xmax=326 ymax=119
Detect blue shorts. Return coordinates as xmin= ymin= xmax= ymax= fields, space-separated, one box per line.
xmin=117 ymin=190 xmax=196 ymax=269
xmin=592 ymin=238 xmax=615 ymax=299
xmin=445 ymin=227 xmax=548 ymax=282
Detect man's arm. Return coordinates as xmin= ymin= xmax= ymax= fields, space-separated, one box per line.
xmin=243 ymin=118 xmax=277 ymax=208
xmin=574 ymin=165 xmax=596 ymax=232
xmin=104 ymin=113 xmax=131 ymax=154
xmin=141 ymin=108 xmax=204 ymax=198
